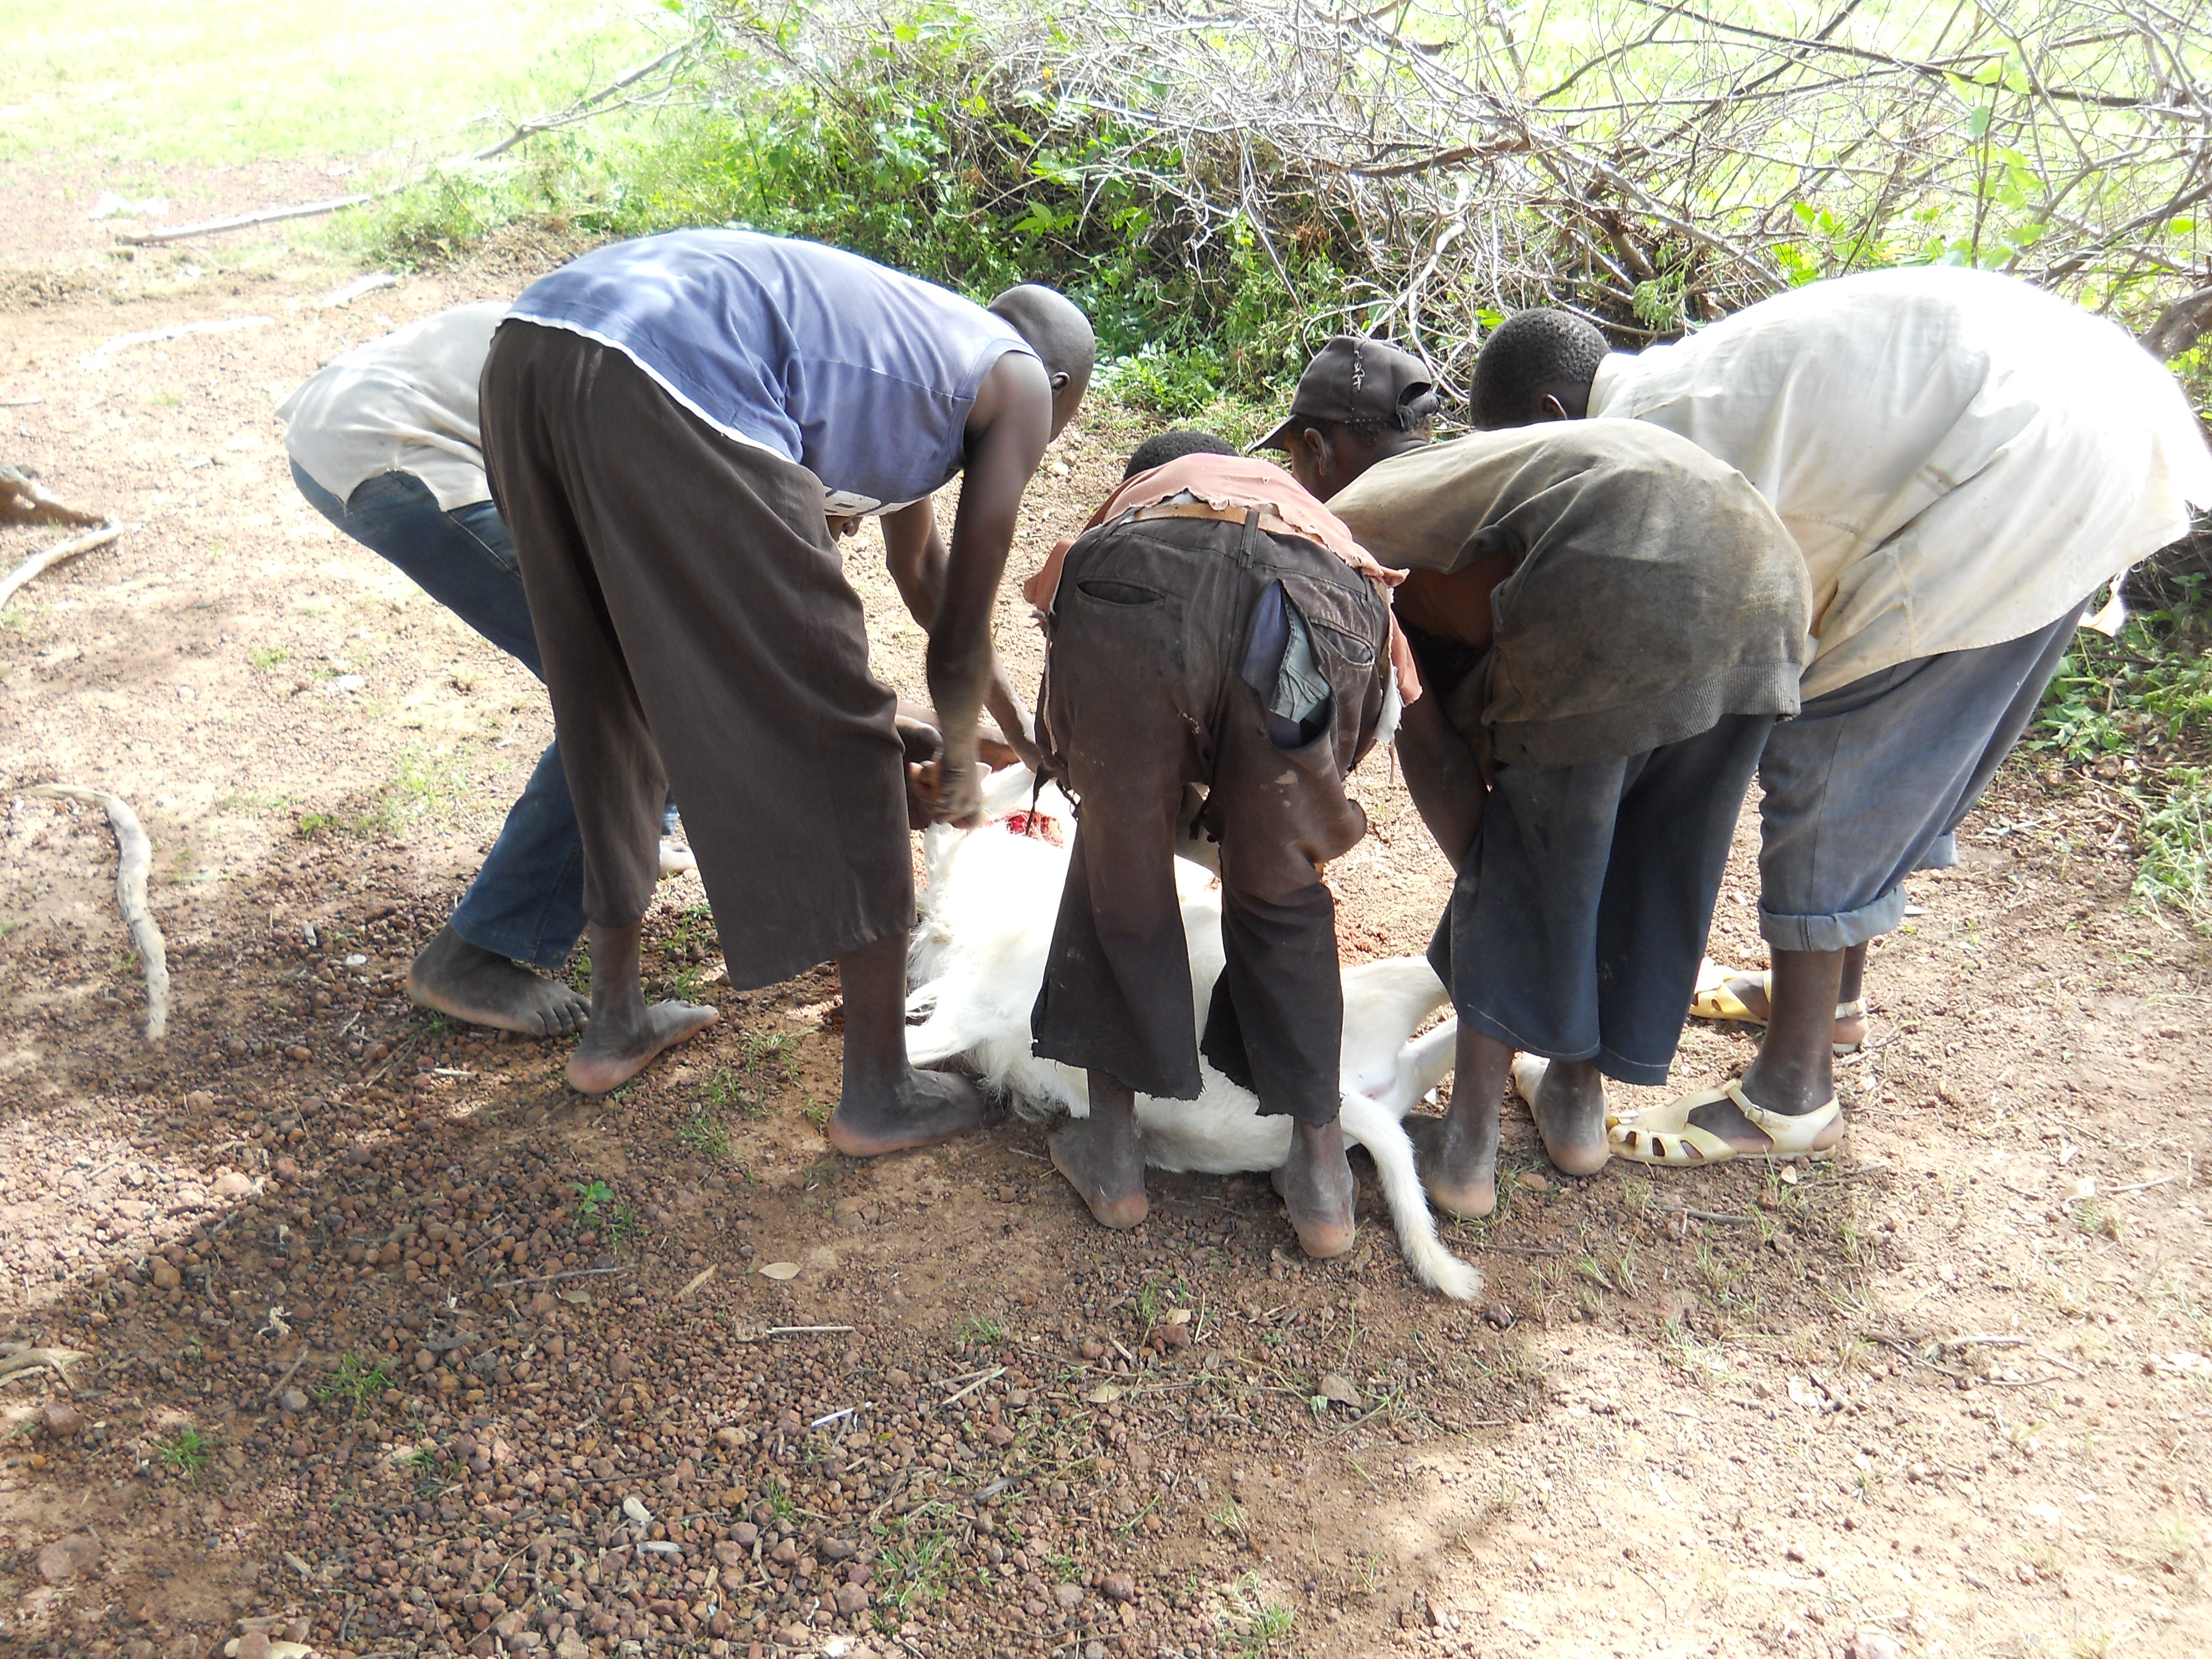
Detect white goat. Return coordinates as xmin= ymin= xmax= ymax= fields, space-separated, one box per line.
xmin=906 ymin=768 xmax=1481 ymax=1300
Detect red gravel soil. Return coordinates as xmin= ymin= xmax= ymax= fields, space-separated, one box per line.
xmin=1 ymin=226 xmax=2209 ymax=1659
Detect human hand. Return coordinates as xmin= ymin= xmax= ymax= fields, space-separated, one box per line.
xmin=916 ymin=755 xmax=988 ymax=828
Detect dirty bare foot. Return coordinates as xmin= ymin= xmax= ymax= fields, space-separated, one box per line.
xmin=407 ymin=924 xmax=587 ymax=1037
xmin=568 ymin=999 xmax=717 ymax=1094
xmin=1047 ymin=1074 xmax=1147 ymax=1228
xmin=1410 ymin=1102 xmax=1498 ymax=1219
xmin=1272 ymin=1120 xmax=1356 ymax=1258
xmin=825 ymin=1067 xmax=987 ymax=1156
xmin=1527 ymin=1056 xmax=1610 ymax=1176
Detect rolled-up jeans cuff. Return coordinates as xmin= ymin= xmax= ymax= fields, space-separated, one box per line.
xmin=1916 ymin=831 xmax=1959 ymax=872
xmin=1759 ymin=887 xmax=1906 ymax=953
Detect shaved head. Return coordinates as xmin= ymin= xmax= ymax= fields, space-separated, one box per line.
xmin=990 ymin=284 xmax=1095 ymax=436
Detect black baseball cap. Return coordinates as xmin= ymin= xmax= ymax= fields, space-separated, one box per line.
xmin=1255 ymin=336 xmax=1439 ymax=452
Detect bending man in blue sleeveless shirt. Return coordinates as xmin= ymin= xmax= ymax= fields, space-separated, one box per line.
xmin=483 ymin=231 xmax=1092 ymax=1152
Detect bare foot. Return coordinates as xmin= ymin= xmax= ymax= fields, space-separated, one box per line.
xmin=825 ymin=1067 xmax=985 ymax=1156
xmin=1707 ymin=974 xmax=1866 ymax=1051
xmin=1526 ymin=1057 xmax=1610 ymax=1176
xmin=1409 ymin=1104 xmax=1498 ymax=1220
xmin=1271 ymin=1121 xmax=1356 ymax=1258
xmin=408 ymin=924 xmax=587 ymax=1036
xmin=567 ymin=1000 xmax=718 ymax=1093
xmin=1048 ymin=1115 xmax=1148 ymax=1229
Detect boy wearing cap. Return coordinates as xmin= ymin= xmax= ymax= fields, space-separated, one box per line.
xmin=1263 ymin=341 xmax=1811 ymax=1212
xmin=1022 ymin=429 xmax=1416 ymax=1256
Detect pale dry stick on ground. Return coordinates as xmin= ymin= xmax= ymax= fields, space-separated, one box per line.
xmin=25 ymin=785 xmax=168 ymax=1043
xmin=0 ymin=524 xmax=123 ymax=611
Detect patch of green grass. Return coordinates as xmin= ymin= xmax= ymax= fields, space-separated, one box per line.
xmin=674 ymin=1109 xmax=731 ymax=1160
xmin=1223 ymin=1572 xmax=1294 ymax=1655
xmin=316 ymin=1350 xmax=399 ymax=1417
xmin=247 ymin=645 xmax=289 ymax=670
xmin=960 ymin=1314 xmax=1007 ymax=1345
xmin=571 ymin=1178 xmax=616 ymax=1225
xmin=155 ymin=1425 xmax=212 ymax=1474
xmin=741 ymin=1029 xmax=801 ymax=1085
xmin=1 ymin=0 xmax=661 ymax=171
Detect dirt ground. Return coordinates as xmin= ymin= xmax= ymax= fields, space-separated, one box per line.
xmin=1 ymin=196 xmax=2209 ymax=1659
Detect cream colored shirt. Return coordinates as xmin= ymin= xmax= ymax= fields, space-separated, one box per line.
xmin=1589 ymin=267 xmax=2212 ymax=697
xmin=277 ymin=302 xmax=504 ymax=512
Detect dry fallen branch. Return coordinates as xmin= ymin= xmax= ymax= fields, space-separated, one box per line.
xmin=0 ymin=522 xmax=122 ymax=610
xmin=1 ymin=462 xmax=105 ymax=528
xmin=713 ymin=0 xmax=2212 ymax=392
xmin=27 ymin=784 xmax=169 ymax=1044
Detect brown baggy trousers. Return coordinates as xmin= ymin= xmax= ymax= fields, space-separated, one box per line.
xmin=479 ymin=321 xmax=913 ymax=990
xmin=1030 ymin=511 xmax=1390 ymax=1124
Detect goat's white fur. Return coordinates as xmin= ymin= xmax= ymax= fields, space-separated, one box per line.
xmin=907 ymin=768 xmax=1480 ymax=1300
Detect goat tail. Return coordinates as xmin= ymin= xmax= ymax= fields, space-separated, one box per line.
xmin=1339 ymin=1092 xmax=1483 ymax=1302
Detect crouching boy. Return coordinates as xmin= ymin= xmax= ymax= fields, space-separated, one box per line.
xmin=1316 ymin=420 xmax=1812 ymax=1214
xmin=1025 ymin=430 xmax=1419 ymax=1256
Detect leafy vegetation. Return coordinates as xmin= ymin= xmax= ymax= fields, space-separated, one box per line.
xmin=154 ymin=1425 xmax=212 ymax=1474
xmin=2032 ymin=593 xmax=2212 ymax=932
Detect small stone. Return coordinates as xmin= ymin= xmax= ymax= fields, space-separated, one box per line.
xmin=530 ymin=1291 xmax=558 ymax=1317
xmin=622 ymin=1494 xmax=653 ymax=1527
xmin=186 ymin=1089 xmax=216 ymax=1112
xmin=414 ymin=1348 xmax=436 ymax=1373
xmin=611 ymin=1352 xmax=633 ymax=1380
xmin=732 ymin=1522 xmax=759 ymax=1549
xmin=1079 ymin=1338 xmax=1106 ymax=1360
xmin=776 ymin=1626 xmax=810 ymax=1648
xmin=234 ymin=1632 xmax=273 ymax=1659
xmin=279 ymin=1389 xmax=309 ymax=1413
xmin=820 ymin=1537 xmax=855 ymax=1561
xmin=1786 ymin=1542 xmax=1808 ymax=1563
xmin=1485 ymin=1303 xmax=1515 ymax=1330
xmin=273 ymin=1157 xmax=300 ymax=1181
xmin=771 ymin=1537 xmax=799 ymax=1565
xmin=151 ymin=1262 xmax=181 ymax=1290
xmin=1514 ymin=1170 xmax=1551 ymax=1193
xmin=716 ymin=1425 xmax=743 ymax=1449
xmin=41 ymin=1400 xmax=84 ymax=1438
xmin=1851 ymin=1630 xmax=1904 ymax=1659
xmin=36 ymin=1531 xmax=100 ymax=1582
xmin=1157 ymin=1323 xmax=1191 ymax=1352
xmin=833 ymin=1584 xmax=868 ymax=1615
xmin=1053 ymin=1582 xmax=1085 ymax=1610
xmin=1317 ymin=1372 xmax=1361 ymax=1407
xmin=1102 ymin=1573 xmax=1136 ymax=1603
xmin=556 ymin=1639 xmax=588 ymax=1659
xmin=285 ymin=1046 xmax=311 ymax=1063
xmin=212 ymin=1171 xmax=256 ymax=1198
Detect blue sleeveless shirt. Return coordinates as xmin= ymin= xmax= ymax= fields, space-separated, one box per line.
xmin=509 ymin=231 xmax=1032 ymax=514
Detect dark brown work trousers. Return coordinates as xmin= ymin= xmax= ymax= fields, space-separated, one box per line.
xmin=1030 ymin=512 xmax=1390 ymax=1124
xmin=479 ymin=321 xmax=912 ymax=990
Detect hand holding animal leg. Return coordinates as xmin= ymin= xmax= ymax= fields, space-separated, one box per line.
xmin=1051 ymin=1072 xmax=1149 ymax=1229
xmin=566 ymin=921 xmax=717 ymax=1093
xmin=826 ymin=930 xmax=986 ymax=1154
xmin=1272 ymin=1117 xmax=1357 ymax=1258
xmin=1415 ymin=1023 xmax=1507 ymax=1218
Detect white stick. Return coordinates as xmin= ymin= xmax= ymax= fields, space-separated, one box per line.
xmin=28 ymin=784 xmax=169 ymax=1043
xmin=0 ymin=523 xmax=121 ymax=609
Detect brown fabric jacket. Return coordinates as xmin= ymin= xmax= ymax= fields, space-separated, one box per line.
xmin=1329 ymin=424 xmax=1812 ymax=769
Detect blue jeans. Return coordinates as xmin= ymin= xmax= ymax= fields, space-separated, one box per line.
xmin=292 ymin=461 xmax=589 ymax=971
xmin=1755 ymin=604 xmax=2084 ymax=952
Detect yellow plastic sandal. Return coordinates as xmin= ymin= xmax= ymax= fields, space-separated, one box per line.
xmin=1607 ymin=1080 xmax=1840 ymax=1167
xmin=1688 ymin=961 xmax=1866 ymax=1055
